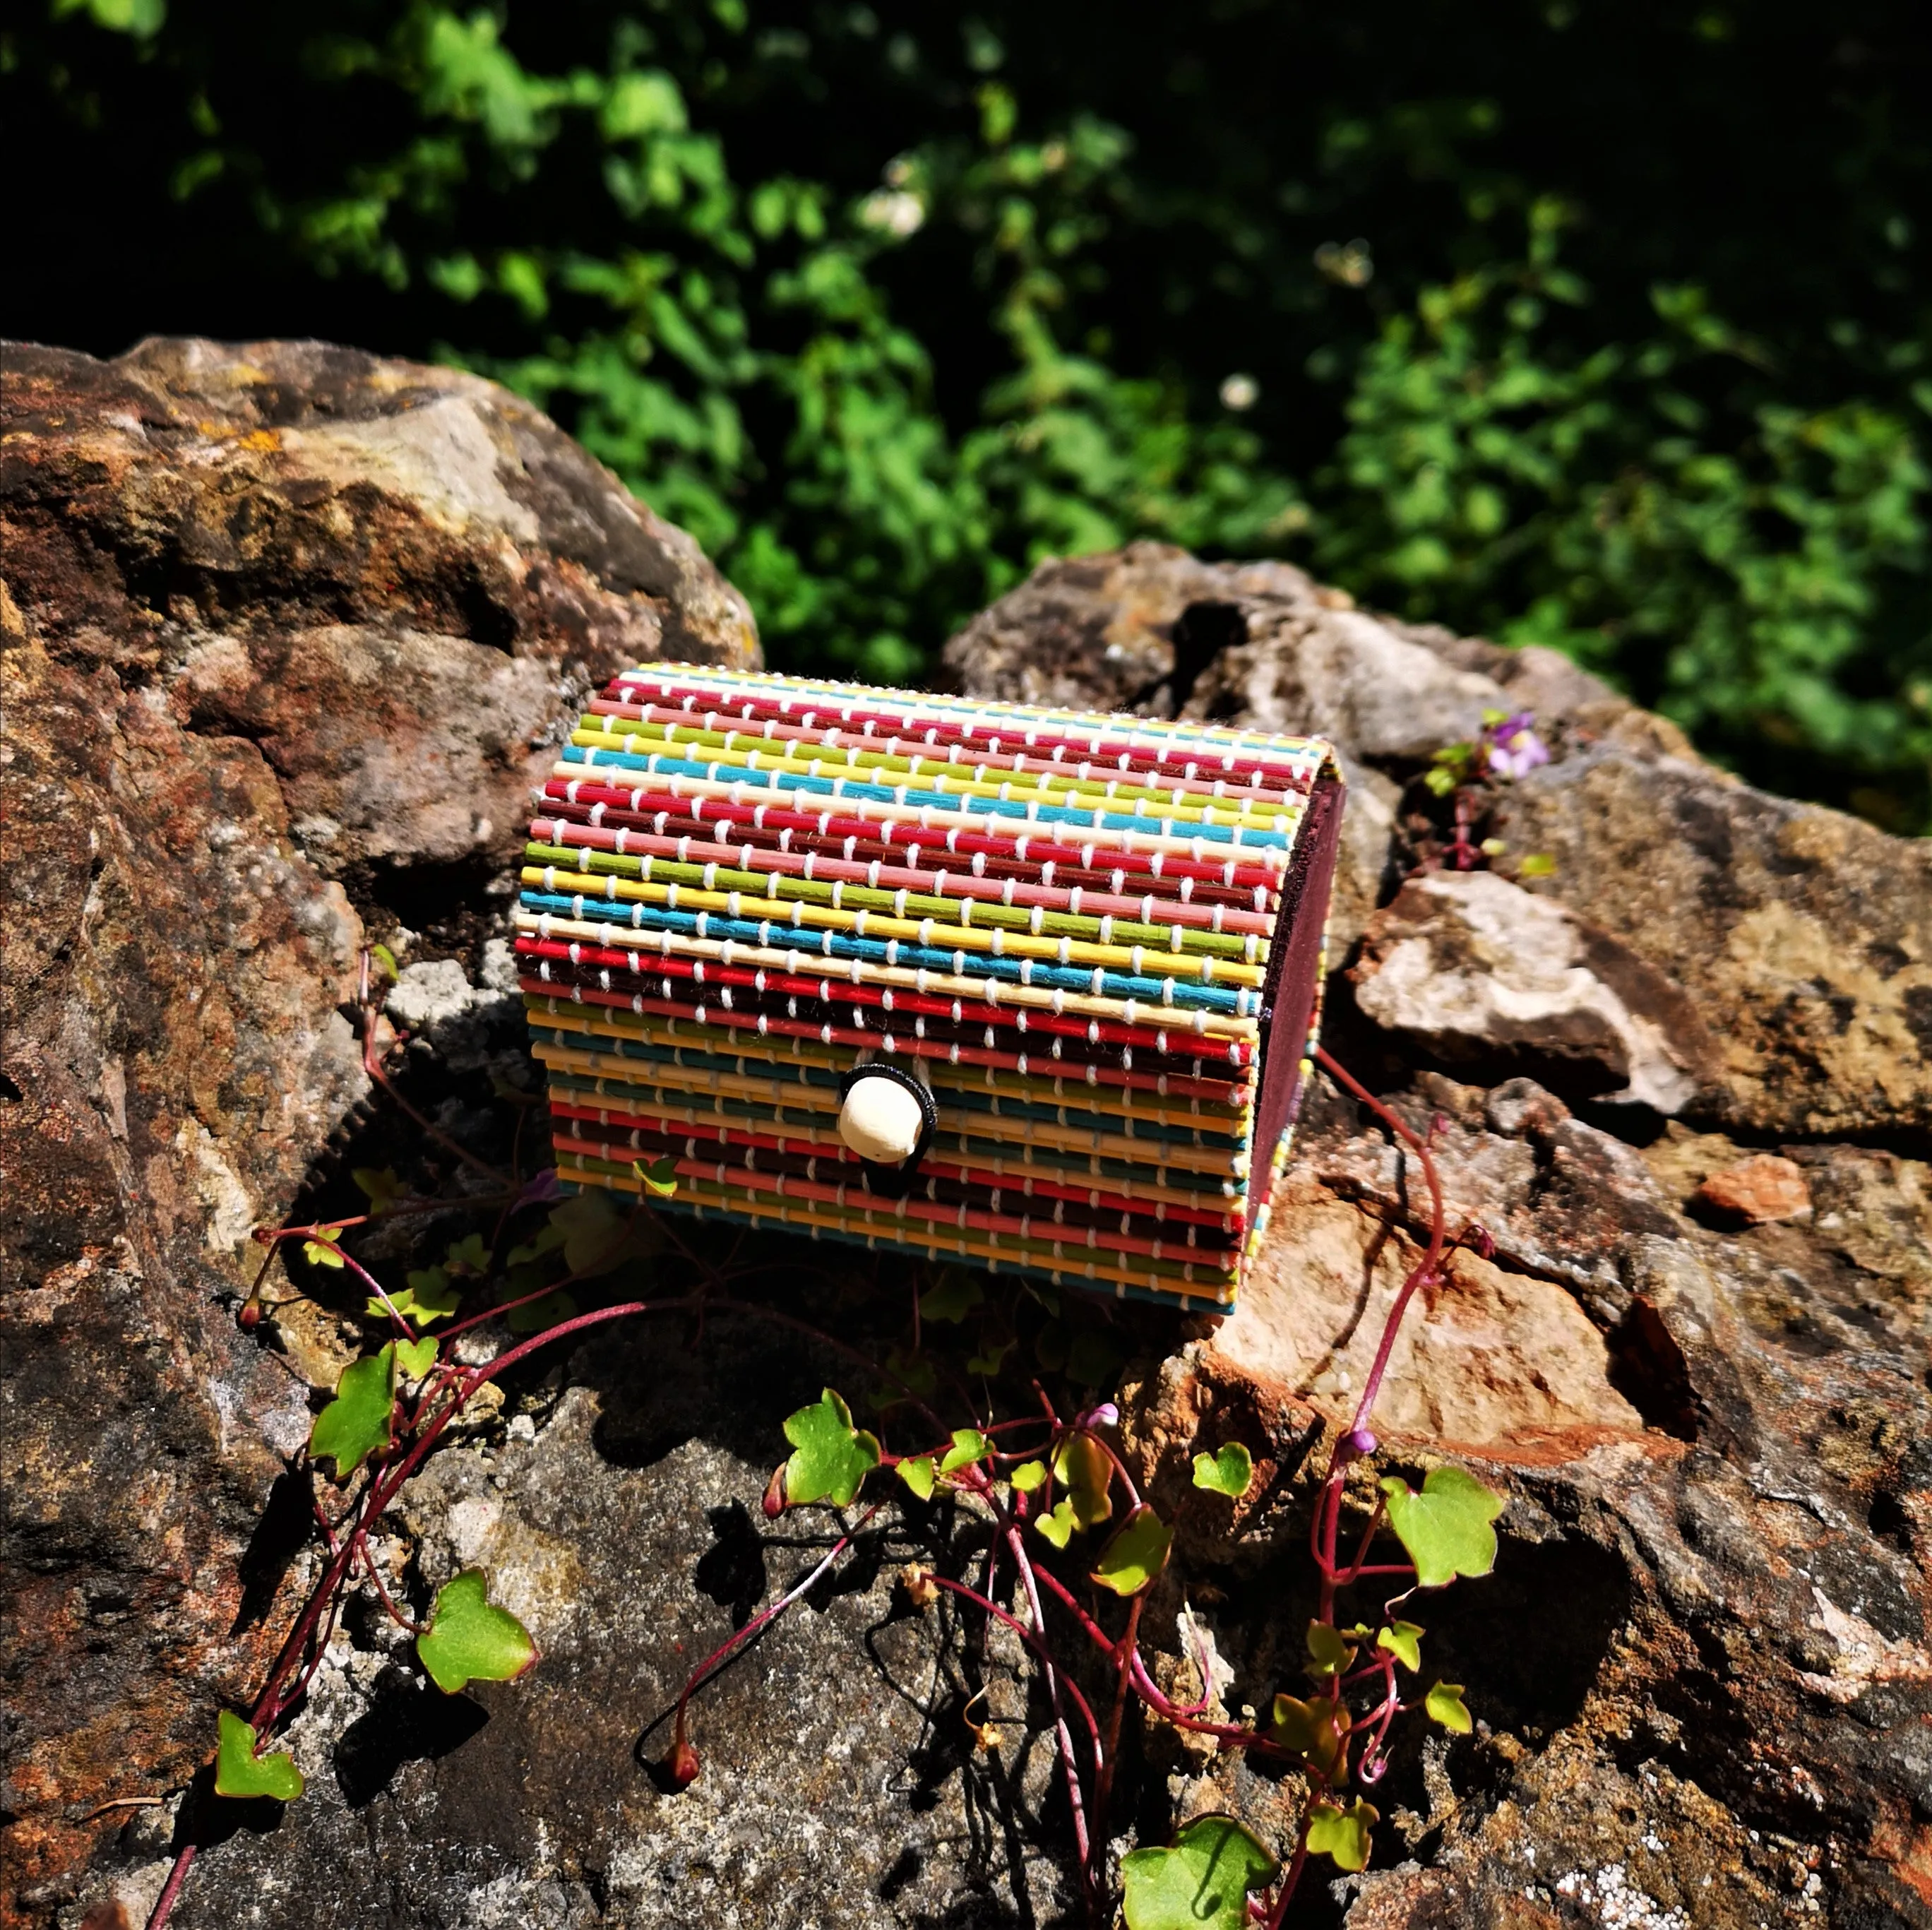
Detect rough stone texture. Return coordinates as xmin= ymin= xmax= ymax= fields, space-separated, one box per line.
xmin=1696 ymin=1155 xmax=1815 ymax=1228
xmin=1349 ymin=869 xmax=1713 ymax=1112
xmin=955 ymin=547 xmax=1932 ymax=1929
xmin=10 ymin=427 xmax=1932 ymax=1930
xmin=0 ymin=338 xmax=756 ymax=1924
xmin=943 ymin=543 xmax=1932 ymax=1140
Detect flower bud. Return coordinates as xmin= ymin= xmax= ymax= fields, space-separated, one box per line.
xmin=761 ymin=1463 xmax=788 ymax=1520
xmin=238 ymin=1295 xmax=263 ymax=1332
xmin=667 ymin=1735 xmax=700 ymax=1787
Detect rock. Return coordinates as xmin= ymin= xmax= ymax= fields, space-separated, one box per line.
xmin=0 ymin=338 xmax=755 ymax=1918
xmin=1694 ymin=1155 xmax=1813 ymax=1227
xmin=140 ymin=1326 xmax=1066 ymax=1930
xmin=943 ymin=542 xmax=1932 ymax=1140
xmin=12 ymin=467 xmax=1932 ymax=1930
xmin=945 ymin=544 xmax=1932 ymax=1924
xmin=1349 ymin=870 xmax=1711 ymax=1112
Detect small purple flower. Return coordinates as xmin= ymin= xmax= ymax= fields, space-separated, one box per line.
xmin=1482 ymin=711 xmax=1549 ymax=781
xmin=1338 ymin=1426 xmax=1378 ymax=1462
xmin=514 ymin=1167 xmax=566 ymax=1210
xmin=1077 ymin=1402 xmax=1120 ymax=1431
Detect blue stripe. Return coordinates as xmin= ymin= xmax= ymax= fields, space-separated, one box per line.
xmin=556 ymin=746 xmax=1293 ymax=852
xmin=520 ymin=890 xmax=1253 ymax=1018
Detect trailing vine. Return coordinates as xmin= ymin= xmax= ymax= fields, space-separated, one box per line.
xmin=138 ymin=954 xmax=1500 ymax=1930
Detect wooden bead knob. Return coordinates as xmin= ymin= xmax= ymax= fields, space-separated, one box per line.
xmin=837 ymin=1073 xmax=927 ymax=1164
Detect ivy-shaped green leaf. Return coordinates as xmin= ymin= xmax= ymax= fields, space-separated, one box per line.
xmin=301 ymin=1226 xmax=345 ymax=1270
xmin=444 ymin=1232 xmax=490 ymax=1276
xmin=547 ymin=1188 xmax=646 ymax=1278
xmin=782 ymin=1388 xmax=881 ymax=1507
xmin=1119 ymin=1814 xmax=1277 ymax=1930
xmin=1053 ymin=1431 xmax=1114 ymax=1531
xmin=503 ymin=1277 xmax=576 ymax=1335
xmin=1191 ymin=1442 xmax=1254 ymax=1499
xmin=940 ymin=1428 xmax=989 ymax=1474
xmin=965 ymin=1337 xmax=1015 ymax=1376
xmin=632 ymin=1153 xmax=679 ymax=1198
xmin=352 ymin=1167 xmax=403 ymax=1215
xmin=506 ymin=1223 xmax=566 ymax=1267
xmin=919 ymin=1272 xmax=984 ymax=1323
xmin=309 ymin=1344 xmax=397 ymax=1478
xmin=1379 ymin=1467 xmax=1503 ymax=1588
xmin=866 ymin=1346 xmax=938 ymax=1411
xmin=213 ymin=1710 xmax=304 ymax=1802
xmin=366 ymin=1265 xmax=462 ymax=1327
xmin=1377 ymin=1621 xmax=1424 ymax=1671
xmin=368 ymin=942 xmax=399 ymax=982
xmin=1304 ymin=1620 xmax=1358 ymax=1679
xmin=1270 ymin=1693 xmax=1350 ymax=1782
xmin=897 ymin=1455 xmax=937 ymax=1500
xmin=395 ymin=1335 xmax=439 ymax=1380
xmin=1034 ymin=1498 xmax=1079 ymax=1549
xmin=417 ymin=1569 xmax=537 ymax=1693
xmin=1304 ymin=1796 xmax=1378 ymax=1873
xmin=1066 ymin=1327 xmax=1123 ymax=1389
xmin=1090 ymin=1505 xmax=1172 ymax=1597
xmin=1424 ymin=1681 xmax=1472 ymax=1733
xmin=1009 ymin=1458 xmax=1049 ymax=1493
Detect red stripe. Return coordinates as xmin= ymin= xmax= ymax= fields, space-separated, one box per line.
xmin=515 ymin=939 xmax=1252 ymax=1064
xmin=521 ymin=985 xmax=1244 ymax=1100
xmin=604 ymin=674 xmax=1318 ymax=793
xmin=548 ymin=1103 xmax=1246 ymax=1235
xmin=539 ymin=779 xmax=1284 ymax=891
xmin=551 ymin=1132 xmax=1241 ymax=1267
xmin=525 ymin=814 xmax=1275 ymax=934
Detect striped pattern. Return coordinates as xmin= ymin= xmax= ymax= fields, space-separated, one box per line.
xmin=516 ymin=665 xmax=1343 ymax=1309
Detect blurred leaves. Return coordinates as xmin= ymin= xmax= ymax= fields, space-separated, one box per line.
xmin=19 ymin=0 xmax=1932 ymax=826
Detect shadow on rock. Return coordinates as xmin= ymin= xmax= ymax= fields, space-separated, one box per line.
xmin=333 ymin=1668 xmax=491 ymax=1809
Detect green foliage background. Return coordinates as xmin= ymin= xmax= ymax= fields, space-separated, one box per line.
xmin=9 ymin=0 xmax=1932 ymax=826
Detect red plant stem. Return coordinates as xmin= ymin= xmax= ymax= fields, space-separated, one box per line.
xmin=352 ymin=1528 xmax=422 ymax=1636
xmin=924 ymin=1575 xmax=1102 ymax=1767
xmin=1080 ymin=1427 xmax=1142 ymax=1508
xmin=1337 ymin=1496 xmax=1388 ymax=1585
xmin=672 ymin=1506 xmax=881 ymax=1751
xmin=1312 ymin=1047 xmax=1445 ymax=1437
xmin=148 ymin=1294 xmax=698 ymax=1930
xmin=1126 ymin=1650 xmax=1289 ymax=1753
xmin=998 ymin=1521 xmax=1097 ymax=1922
xmin=1264 ymin=1838 xmax=1312 ymax=1930
xmin=144 ymin=1848 xmax=198 ymax=1930
xmin=1090 ymin=1593 xmax=1143 ymax=1851
xmin=361 ymin=1000 xmax=510 ymax=1187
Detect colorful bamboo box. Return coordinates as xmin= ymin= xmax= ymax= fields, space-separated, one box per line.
xmin=515 ymin=665 xmax=1344 ymax=1310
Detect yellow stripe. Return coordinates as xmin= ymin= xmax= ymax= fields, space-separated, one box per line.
xmin=609 ymin=664 xmax=1327 ymax=774
xmin=572 ymin=719 xmax=1305 ymax=830
xmin=515 ymin=911 xmax=1261 ymax=1042
xmin=535 ymin=1043 xmax=1248 ymax=1183
xmin=549 ymin=761 xmax=1296 ymax=871
xmin=528 ymin=1001 xmax=1253 ymax=1135
xmin=556 ymin=1157 xmax=1237 ymax=1302
xmin=521 ymin=864 xmax=1266 ymax=989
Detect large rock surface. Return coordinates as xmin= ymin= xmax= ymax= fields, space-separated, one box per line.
xmin=0 ymin=338 xmax=757 ymax=1924
xmin=6 ymin=387 xmax=1932 ymax=1930
xmin=944 ymin=544 xmax=1932 ymax=1140
xmin=953 ymin=545 xmax=1932 ymax=1929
